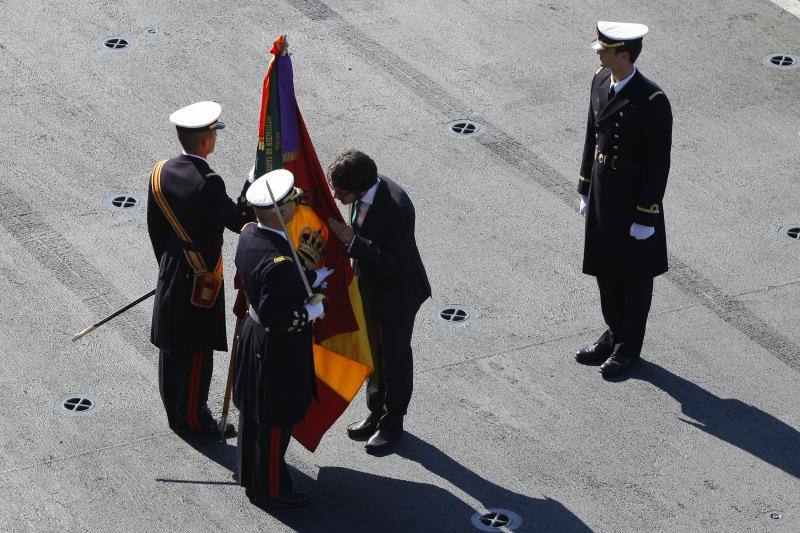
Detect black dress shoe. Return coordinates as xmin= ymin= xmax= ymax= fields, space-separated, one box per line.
xmin=261 ymin=491 xmax=311 ymax=509
xmin=600 ymin=353 xmax=639 ymax=377
xmin=347 ymin=417 xmax=378 ymax=441
xmin=575 ymin=343 xmax=614 ymax=365
xmin=365 ymin=428 xmax=402 ymax=454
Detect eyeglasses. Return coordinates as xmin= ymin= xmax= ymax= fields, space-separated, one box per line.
xmin=327 ymin=179 xmax=355 ymax=198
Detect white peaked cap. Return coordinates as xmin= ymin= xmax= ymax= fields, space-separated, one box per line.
xmin=592 ymin=21 xmax=649 ymax=50
xmin=246 ymin=169 xmax=296 ymax=208
xmin=169 ymin=101 xmax=225 ymax=130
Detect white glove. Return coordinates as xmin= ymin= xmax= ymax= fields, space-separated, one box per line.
xmin=304 ymin=301 xmax=325 ymax=322
xmin=629 ymin=223 xmax=655 ymax=240
xmin=312 ymin=267 xmax=334 ymax=288
xmin=579 ymin=195 xmax=589 ymax=216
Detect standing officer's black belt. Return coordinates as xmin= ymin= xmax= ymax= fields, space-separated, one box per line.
xmin=595 ymin=152 xmax=639 ymax=172
xmin=247 ymin=306 xmax=270 ymax=332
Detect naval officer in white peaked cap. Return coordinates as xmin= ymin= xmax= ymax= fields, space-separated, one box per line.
xmin=574 ymin=22 xmax=673 ymax=378
xmin=146 ymin=100 xmax=254 ymax=437
xmin=232 ymin=168 xmax=330 ymax=509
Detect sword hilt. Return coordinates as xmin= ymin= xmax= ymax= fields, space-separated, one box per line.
xmin=71 ymin=325 xmax=97 ymax=342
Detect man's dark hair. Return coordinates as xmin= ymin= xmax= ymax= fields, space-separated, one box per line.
xmin=614 ymin=41 xmax=642 ymax=64
xmin=176 ymin=128 xmax=211 ymax=153
xmin=328 ymin=150 xmax=378 ymax=193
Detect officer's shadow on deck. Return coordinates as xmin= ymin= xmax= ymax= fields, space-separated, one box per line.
xmin=620 ymin=360 xmax=800 ymax=479
xmin=175 ymin=434 xmax=239 ymax=473
xmin=269 ymin=433 xmax=591 ymax=533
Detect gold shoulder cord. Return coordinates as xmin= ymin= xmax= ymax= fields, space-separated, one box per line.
xmin=150 ymin=161 xmax=208 ymax=272
xmin=150 ymin=161 xmax=224 ymax=308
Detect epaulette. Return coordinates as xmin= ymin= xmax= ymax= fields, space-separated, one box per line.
xmin=273 ymin=256 xmax=292 ymax=265
xmin=648 ymin=91 xmax=665 ymax=101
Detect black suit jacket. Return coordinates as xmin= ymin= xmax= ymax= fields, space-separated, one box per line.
xmin=232 ymin=223 xmax=316 ymax=426
xmin=147 ymin=154 xmax=253 ymax=351
xmin=577 ymin=68 xmax=672 ymax=278
xmin=349 ymin=176 xmax=431 ymax=320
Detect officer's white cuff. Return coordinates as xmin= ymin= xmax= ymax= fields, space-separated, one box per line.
xmin=304 ymin=302 xmax=325 ymax=322
xmin=579 ymin=195 xmax=589 ymax=216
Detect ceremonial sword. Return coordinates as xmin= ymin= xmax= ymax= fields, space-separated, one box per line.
xmin=262 ymin=176 xmax=314 ymax=299
xmin=71 ymin=289 xmax=156 ymax=342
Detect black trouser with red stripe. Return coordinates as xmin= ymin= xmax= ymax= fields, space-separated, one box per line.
xmin=237 ymin=415 xmax=293 ymax=503
xmin=158 ymin=349 xmax=216 ymax=433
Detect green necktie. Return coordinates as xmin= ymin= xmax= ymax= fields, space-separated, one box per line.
xmin=351 ymin=199 xmax=362 ymax=227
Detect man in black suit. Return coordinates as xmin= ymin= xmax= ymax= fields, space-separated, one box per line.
xmin=147 ymin=101 xmax=253 ymax=436
xmin=327 ymin=150 xmax=431 ymax=453
xmin=575 ymin=22 xmax=672 ymax=378
xmin=233 ymin=169 xmax=329 ymax=508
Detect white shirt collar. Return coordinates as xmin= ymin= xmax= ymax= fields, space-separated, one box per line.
xmin=610 ymin=66 xmax=637 ymax=94
xmin=181 ymin=150 xmax=209 ymax=164
xmin=257 ymin=222 xmax=288 ymax=241
xmin=359 ymin=177 xmax=381 ymax=205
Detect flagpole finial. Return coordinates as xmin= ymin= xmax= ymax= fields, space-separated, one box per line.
xmin=272 ymin=34 xmax=291 ymax=57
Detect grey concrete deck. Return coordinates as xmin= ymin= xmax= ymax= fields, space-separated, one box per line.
xmin=0 ymin=0 xmax=798 ymax=531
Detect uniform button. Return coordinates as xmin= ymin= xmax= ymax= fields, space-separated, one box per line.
xmin=619 ymin=112 xmax=624 ymax=117
xmin=241 ymin=211 xmax=247 ymax=216
xmin=614 ymin=145 xmax=619 ymax=149
xmin=595 ymin=133 xmax=599 ymax=139
xmin=614 ymin=134 xmax=619 ymax=138
xmin=614 ymin=123 xmax=619 ymax=127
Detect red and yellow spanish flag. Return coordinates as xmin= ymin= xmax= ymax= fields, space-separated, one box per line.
xmin=246 ymin=35 xmax=373 ymax=452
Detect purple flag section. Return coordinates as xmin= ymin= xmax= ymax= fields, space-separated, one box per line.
xmin=278 ymin=56 xmax=300 ymax=160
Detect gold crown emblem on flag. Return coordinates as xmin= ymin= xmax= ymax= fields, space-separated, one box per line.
xmin=297 ymin=226 xmax=326 ymax=267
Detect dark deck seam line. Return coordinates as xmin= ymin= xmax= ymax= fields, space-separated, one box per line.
xmin=0 ymin=431 xmax=174 ymax=476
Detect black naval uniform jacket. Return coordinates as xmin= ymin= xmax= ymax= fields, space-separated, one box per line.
xmin=349 ymin=176 xmax=431 ymax=320
xmin=578 ymin=68 xmax=672 ymax=278
xmin=147 ymin=154 xmax=253 ymax=352
xmin=233 ymin=223 xmax=316 ymax=427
